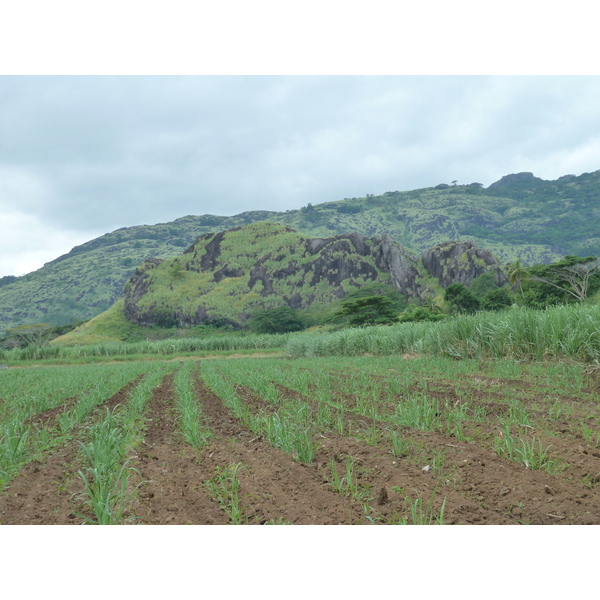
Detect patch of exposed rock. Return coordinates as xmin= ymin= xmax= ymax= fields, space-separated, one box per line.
xmin=122 ymin=258 xmax=163 ymax=324
xmin=422 ymin=241 xmax=508 ymax=288
xmin=373 ymin=234 xmax=422 ymax=298
xmin=121 ymin=223 xmax=510 ymax=328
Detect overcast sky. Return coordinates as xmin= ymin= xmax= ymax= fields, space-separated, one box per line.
xmin=1 ymin=75 xmax=600 ymax=276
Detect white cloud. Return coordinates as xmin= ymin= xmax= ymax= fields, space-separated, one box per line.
xmin=0 ymin=210 xmax=98 ymax=276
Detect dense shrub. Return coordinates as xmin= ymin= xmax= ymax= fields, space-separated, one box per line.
xmin=444 ymin=283 xmax=480 ymax=314
xmin=397 ymin=307 xmax=447 ymax=323
xmin=481 ymin=288 xmax=513 ymax=311
xmin=336 ymin=296 xmax=399 ymax=327
xmin=248 ymin=306 xmax=305 ymax=334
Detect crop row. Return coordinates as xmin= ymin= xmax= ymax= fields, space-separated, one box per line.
xmin=203 ymin=356 xmax=600 ymax=481
xmin=0 ymin=362 xmax=154 ymax=487
xmin=76 ymin=363 xmax=176 ymax=523
xmin=2 ymin=354 xmax=599 ymax=524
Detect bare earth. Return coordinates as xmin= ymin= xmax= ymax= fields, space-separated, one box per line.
xmin=1 ymin=365 xmax=599 ymax=525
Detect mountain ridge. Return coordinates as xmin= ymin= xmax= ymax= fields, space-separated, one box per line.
xmin=2 ymin=168 xmax=600 ymax=332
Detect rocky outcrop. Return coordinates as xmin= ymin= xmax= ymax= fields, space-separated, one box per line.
xmin=422 ymin=241 xmax=508 ymax=288
xmin=374 ymin=234 xmax=422 ymax=298
xmin=122 ymin=223 xmax=425 ymax=328
xmin=121 ymin=222 xmax=510 ymax=329
xmin=122 ymin=258 xmax=163 ymax=324
xmin=488 ymin=172 xmax=543 ymax=188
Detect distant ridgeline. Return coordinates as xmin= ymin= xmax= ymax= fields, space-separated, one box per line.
xmin=1 ymin=168 xmax=599 ymax=332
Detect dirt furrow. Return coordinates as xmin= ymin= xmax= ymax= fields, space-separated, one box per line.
xmin=268 ymin=381 xmax=600 ymax=524
xmin=262 ymin=383 xmax=504 ymax=523
xmin=400 ymin=427 xmax=600 ymax=524
xmin=0 ymin=378 xmax=142 ymax=525
xmin=24 ymin=396 xmax=80 ymax=431
xmin=128 ymin=373 xmax=226 ymax=524
xmin=195 ymin=375 xmax=369 ymax=524
xmin=217 ymin=379 xmax=496 ymax=523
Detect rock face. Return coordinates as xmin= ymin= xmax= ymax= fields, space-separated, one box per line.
xmin=122 ymin=223 xmax=424 ymax=328
xmin=122 ymin=258 xmax=163 ymax=325
xmin=422 ymin=241 xmax=508 ymax=288
xmin=121 ymin=222 xmax=509 ymax=329
xmin=374 ymin=234 xmax=422 ymax=298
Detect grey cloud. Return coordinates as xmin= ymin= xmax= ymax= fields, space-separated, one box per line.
xmin=1 ymin=75 xmax=600 ymax=275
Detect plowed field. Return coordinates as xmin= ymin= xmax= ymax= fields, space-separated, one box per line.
xmin=1 ymin=355 xmax=599 ymax=524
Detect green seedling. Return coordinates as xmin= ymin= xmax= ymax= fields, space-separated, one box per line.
xmin=395 ymin=488 xmax=447 ymax=525
xmin=394 ymin=393 xmax=440 ymax=431
xmin=205 ymin=463 xmax=246 ymax=524
xmin=0 ymin=424 xmax=30 ymax=466
xmin=75 ymin=411 xmax=144 ymax=525
xmin=174 ymin=364 xmax=211 ymax=448
xmin=263 ymin=410 xmax=316 ymax=464
xmin=263 ymin=517 xmax=292 ymax=525
xmin=328 ymin=455 xmax=368 ymax=501
xmin=76 ymin=460 xmax=143 ymax=525
xmin=362 ymin=504 xmax=380 ymax=524
xmin=581 ymin=422 xmax=600 ymax=447
xmin=495 ymin=424 xmax=559 ymax=472
xmin=389 ymin=429 xmax=411 ymax=457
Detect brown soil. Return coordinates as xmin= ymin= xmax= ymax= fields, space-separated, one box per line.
xmin=0 ymin=379 xmax=140 ymax=525
xmin=131 ymin=375 xmax=368 ymax=524
xmin=2 ymin=362 xmax=599 ymax=525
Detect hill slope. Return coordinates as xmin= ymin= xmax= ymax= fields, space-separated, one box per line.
xmin=55 ymin=222 xmax=507 ymax=343
xmin=2 ymin=168 xmax=599 ymax=332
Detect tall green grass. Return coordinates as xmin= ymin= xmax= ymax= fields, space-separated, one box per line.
xmin=286 ymin=304 xmax=600 ymax=362
xmin=3 ymin=331 xmax=290 ymax=363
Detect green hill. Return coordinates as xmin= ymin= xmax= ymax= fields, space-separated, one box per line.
xmin=121 ymin=222 xmax=423 ymax=330
xmin=54 ymin=222 xmax=508 ymax=344
xmin=2 ymin=168 xmax=600 ymax=333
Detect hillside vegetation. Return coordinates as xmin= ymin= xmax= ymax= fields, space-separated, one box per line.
xmin=121 ymin=222 xmax=422 ymax=330
xmin=1 ymin=168 xmax=600 ymax=332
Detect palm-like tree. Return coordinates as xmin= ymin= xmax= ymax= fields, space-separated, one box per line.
xmin=423 ymin=295 xmax=442 ymax=313
xmin=508 ymin=259 xmax=529 ymax=298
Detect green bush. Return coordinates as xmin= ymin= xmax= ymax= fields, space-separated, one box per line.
xmin=444 ymin=283 xmax=480 ymax=314
xmin=335 ymin=295 xmax=399 ymax=327
xmin=247 ymin=306 xmax=305 ymax=334
xmin=469 ymin=271 xmax=499 ymax=299
xmin=398 ymin=307 xmax=447 ymax=323
xmin=481 ymin=287 xmax=513 ymax=311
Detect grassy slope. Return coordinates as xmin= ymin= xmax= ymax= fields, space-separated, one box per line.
xmin=50 ymin=299 xmax=136 ymax=345
xmin=2 ymin=169 xmax=600 ymax=332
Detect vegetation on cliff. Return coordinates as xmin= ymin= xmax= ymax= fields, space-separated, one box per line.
xmin=120 ymin=222 xmax=422 ymax=330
